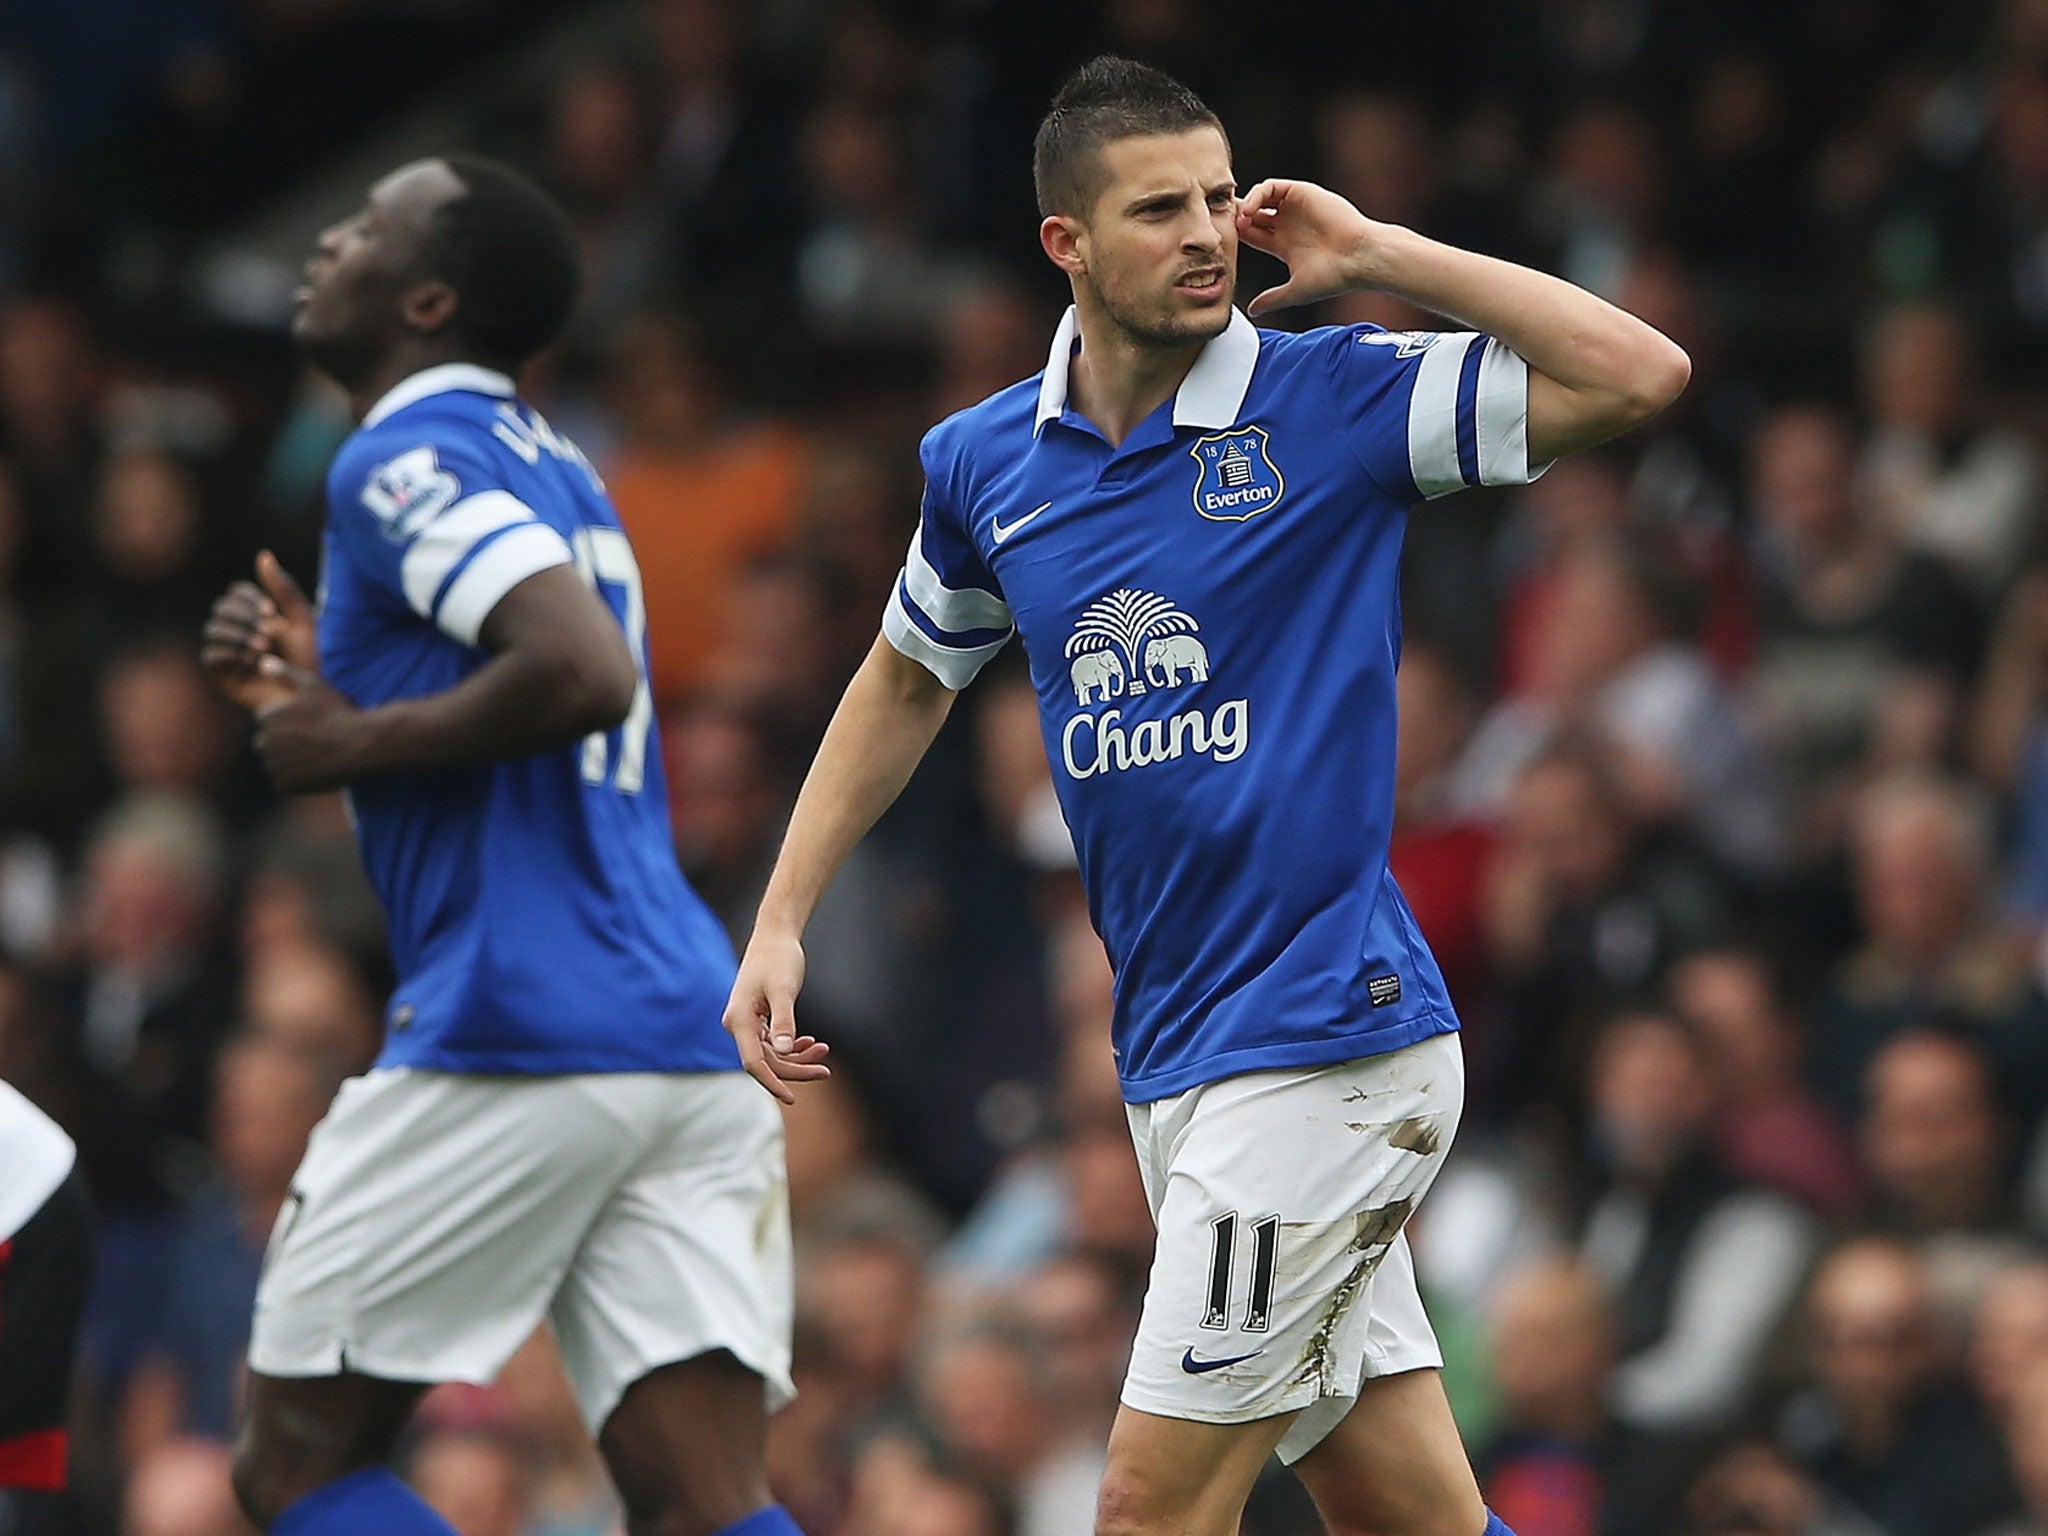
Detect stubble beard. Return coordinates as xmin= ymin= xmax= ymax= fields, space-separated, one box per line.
xmin=1089 ymin=268 xmax=1233 ymax=353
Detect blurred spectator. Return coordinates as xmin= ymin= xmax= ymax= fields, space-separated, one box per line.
xmin=1685 ymin=1438 xmax=1884 ymax=1536
xmin=1390 ymin=640 xmax=1496 ymax=1028
xmin=238 ymin=940 xmax=378 ymax=1073
xmin=1858 ymin=302 xmax=2039 ymax=599
xmin=1475 ymin=1258 xmax=1617 ymax=1536
xmin=1578 ymin=1012 xmax=1816 ymax=1449
xmin=1461 ymin=529 xmax=1785 ymax=875
xmin=795 ymin=97 xmax=972 ymax=345
xmin=1971 ymin=1260 xmax=2048 ymax=1426
xmin=1981 ymin=1357 xmax=2048 ymax=1536
xmin=919 ymin=1324 xmax=1097 ymax=1536
xmin=87 ymin=450 xmax=214 ymax=643
xmin=1481 ymin=741 xmax=1735 ymax=1100
xmin=841 ymin=1431 xmax=1013 ymax=1536
xmin=98 ymin=639 xmax=238 ymax=807
xmin=800 ymin=1231 xmax=929 ymax=1422
xmin=663 ymin=696 xmax=783 ymax=932
xmin=930 ymin=280 xmax=1053 ymax=421
xmin=0 ymin=297 xmax=101 ymax=591
xmin=781 ymin=1065 xmax=947 ymax=1257
xmin=1858 ymin=1031 xmax=2035 ymax=1330
xmin=1748 ymin=404 xmax=1982 ymax=844
xmin=120 ymin=1435 xmax=248 ymax=1536
xmin=118 ymin=1034 xmax=336 ymax=1457
xmin=1668 ymin=945 xmax=1863 ymax=1218
xmin=52 ymin=791 xmax=232 ymax=1210
xmin=601 ymin=313 xmax=810 ymax=703
xmin=1778 ymin=1237 xmax=2013 ymax=1536
xmin=408 ymin=1427 xmax=533 ymax=1536
xmin=543 ymin=62 xmax=662 ymax=351
xmin=1809 ymin=776 xmax=2035 ymax=1118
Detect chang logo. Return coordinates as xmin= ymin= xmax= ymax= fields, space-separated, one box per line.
xmin=1060 ymin=588 xmax=1248 ymax=780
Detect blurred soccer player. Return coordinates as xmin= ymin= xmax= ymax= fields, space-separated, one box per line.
xmin=725 ymin=57 xmax=1688 ymax=1536
xmin=0 ymin=1081 xmax=91 ymax=1536
xmin=201 ymin=157 xmax=808 ymax=1536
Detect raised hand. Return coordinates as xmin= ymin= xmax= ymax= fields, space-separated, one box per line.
xmin=202 ymin=550 xmax=319 ymax=715
xmin=722 ymin=928 xmax=832 ymax=1104
xmin=1234 ymin=178 xmax=1385 ymax=317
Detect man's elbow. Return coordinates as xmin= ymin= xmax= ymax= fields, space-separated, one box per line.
xmin=1616 ymin=336 xmax=1692 ymax=428
xmin=551 ymin=644 xmax=638 ymax=736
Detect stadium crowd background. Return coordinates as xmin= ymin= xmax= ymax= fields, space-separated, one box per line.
xmin=5 ymin=0 xmax=2048 ymax=1532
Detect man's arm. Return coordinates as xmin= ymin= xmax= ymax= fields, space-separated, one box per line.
xmin=723 ymin=634 xmax=957 ymax=1100
xmin=1236 ymin=178 xmax=1691 ymax=462
xmin=240 ymin=564 xmax=637 ymax=791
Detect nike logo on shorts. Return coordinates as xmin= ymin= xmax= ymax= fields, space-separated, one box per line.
xmin=1181 ymin=1346 xmax=1263 ymax=1374
xmin=992 ymin=502 xmax=1052 ymax=544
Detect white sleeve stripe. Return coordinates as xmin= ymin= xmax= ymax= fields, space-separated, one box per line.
xmin=902 ymin=526 xmax=1012 ymax=634
xmin=434 ymin=522 xmax=575 ymax=647
xmin=399 ymin=490 xmax=537 ymax=617
xmin=1407 ymin=333 xmax=1481 ymax=499
xmin=883 ymin=587 xmax=1006 ymax=690
xmin=1473 ymin=338 xmax=1534 ymax=486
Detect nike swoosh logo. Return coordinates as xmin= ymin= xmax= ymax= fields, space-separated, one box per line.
xmin=991 ymin=502 xmax=1052 ymax=544
xmin=1181 ymin=1347 xmax=1264 ymax=1374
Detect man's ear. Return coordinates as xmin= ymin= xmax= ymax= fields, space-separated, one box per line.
xmin=1040 ymin=214 xmax=1087 ymax=277
xmin=401 ymin=279 xmax=459 ymax=336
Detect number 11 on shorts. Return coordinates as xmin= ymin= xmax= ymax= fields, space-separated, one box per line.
xmin=1202 ymin=1211 xmax=1279 ymax=1333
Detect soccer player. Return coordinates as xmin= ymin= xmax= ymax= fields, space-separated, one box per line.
xmin=723 ymin=58 xmax=1690 ymax=1536
xmin=0 ymin=1080 xmax=91 ymax=1533
xmin=200 ymin=157 xmax=811 ymax=1536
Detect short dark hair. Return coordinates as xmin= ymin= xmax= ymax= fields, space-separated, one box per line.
xmin=414 ymin=155 xmax=581 ymax=371
xmin=1032 ymin=56 xmax=1225 ymax=219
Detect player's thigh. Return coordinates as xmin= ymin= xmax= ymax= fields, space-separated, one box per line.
xmin=1096 ymin=1403 xmax=1294 ymax=1536
xmin=550 ymin=1072 xmax=793 ymax=1452
xmin=1290 ymin=1367 xmax=1487 ymax=1536
xmin=1120 ymin=1035 xmax=1463 ymax=1456
xmin=248 ymin=1069 xmax=639 ymax=1394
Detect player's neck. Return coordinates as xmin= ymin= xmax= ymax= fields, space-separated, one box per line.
xmin=1067 ymin=303 xmax=1204 ymax=448
xmin=343 ymin=346 xmax=495 ymax=424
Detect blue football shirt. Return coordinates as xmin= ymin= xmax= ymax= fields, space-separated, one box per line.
xmin=318 ymin=363 xmax=741 ymax=1076
xmin=885 ymin=310 xmax=1548 ymax=1101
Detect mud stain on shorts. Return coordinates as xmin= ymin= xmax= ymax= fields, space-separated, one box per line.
xmin=1387 ymin=1116 xmax=1443 ymax=1156
xmin=1292 ymin=1195 xmax=1417 ymax=1395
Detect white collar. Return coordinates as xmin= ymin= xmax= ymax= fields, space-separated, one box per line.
xmin=361 ymin=363 xmax=517 ymax=429
xmin=1033 ymin=305 xmax=1261 ymax=437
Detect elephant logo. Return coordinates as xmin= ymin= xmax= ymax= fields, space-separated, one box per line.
xmin=1145 ymin=634 xmax=1210 ymax=688
xmin=1069 ymin=648 xmax=1126 ymax=705
xmin=1065 ymin=588 xmax=1205 ymax=700
xmin=1190 ymin=424 xmax=1284 ymax=522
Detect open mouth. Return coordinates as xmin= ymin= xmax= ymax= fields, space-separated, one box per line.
xmin=1175 ymin=268 xmax=1228 ymax=299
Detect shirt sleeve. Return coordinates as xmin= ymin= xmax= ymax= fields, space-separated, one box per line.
xmin=881 ymin=427 xmax=1014 ymax=690
xmin=326 ymin=427 xmax=574 ymax=648
xmin=1324 ymin=326 xmax=1553 ymax=504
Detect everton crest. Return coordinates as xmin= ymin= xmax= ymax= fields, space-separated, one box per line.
xmin=1189 ymin=424 xmax=1284 ymax=522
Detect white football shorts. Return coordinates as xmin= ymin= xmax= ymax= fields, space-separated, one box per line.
xmin=1121 ymin=1031 xmax=1462 ymax=1464
xmin=248 ymin=1068 xmax=794 ymax=1435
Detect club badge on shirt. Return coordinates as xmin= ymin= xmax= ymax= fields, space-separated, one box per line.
xmin=1190 ymin=425 xmax=1285 ymax=522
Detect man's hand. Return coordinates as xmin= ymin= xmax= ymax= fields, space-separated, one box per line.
xmin=251 ymin=660 xmax=370 ymax=793
xmin=202 ymin=551 xmax=319 ymax=715
xmin=722 ymin=928 xmax=831 ymax=1104
xmin=1235 ymin=178 xmax=1386 ymax=317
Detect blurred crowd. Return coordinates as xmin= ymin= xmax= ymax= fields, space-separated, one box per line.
xmin=6 ymin=0 xmax=2048 ymax=1534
